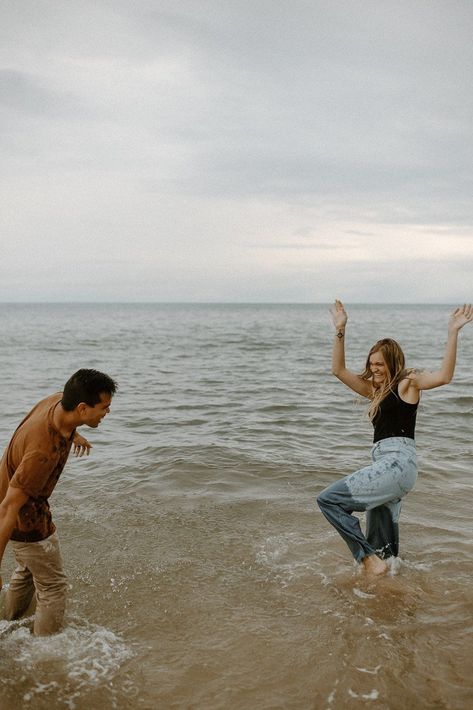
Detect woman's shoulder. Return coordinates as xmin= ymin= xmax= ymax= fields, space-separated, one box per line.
xmin=399 ymin=368 xmax=422 ymax=384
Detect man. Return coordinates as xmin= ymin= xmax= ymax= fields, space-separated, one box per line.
xmin=0 ymin=368 xmax=117 ymax=635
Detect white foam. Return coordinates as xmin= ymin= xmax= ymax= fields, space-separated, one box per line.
xmin=326 ymin=679 xmax=339 ymax=706
xmin=348 ymin=688 xmax=379 ymax=700
xmin=16 ymin=623 xmax=133 ymax=682
xmin=0 ymin=618 xmax=32 ymax=639
xmin=397 ymin=557 xmax=432 ymax=572
xmin=386 ymin=556 xmax=402 ymax=575
xmin=356 ymin=665 xmax=381 ymax=675
xmin=353 ymin=587 xmax=376 ymax=599
xmin=1 ymin=617 xmax=134 ymax=708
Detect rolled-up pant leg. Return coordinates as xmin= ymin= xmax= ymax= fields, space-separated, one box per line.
xmin=5 ymin=532 xmax=68 ymax=635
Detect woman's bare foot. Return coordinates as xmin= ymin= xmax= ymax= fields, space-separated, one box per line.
xmin=361 ymin=554 xmax=388 ymax=576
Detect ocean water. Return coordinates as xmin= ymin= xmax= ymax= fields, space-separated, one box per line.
xmin=0 ymin=303 xmax=472 ymax=709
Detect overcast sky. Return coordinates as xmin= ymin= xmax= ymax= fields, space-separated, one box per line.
xmin=1 ymin=0 xmax=472 ymax=302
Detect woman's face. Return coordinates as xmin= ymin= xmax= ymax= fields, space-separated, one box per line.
xmin=369 ymin=350 xmax=388 ymax=385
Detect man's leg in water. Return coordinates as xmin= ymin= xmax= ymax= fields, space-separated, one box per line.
xmin=7 ymin=532 xmax=68 ymax=635
xmin=4 ymin=561 xmax=35 ymax=621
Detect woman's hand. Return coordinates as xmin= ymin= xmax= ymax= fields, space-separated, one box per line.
xmin=330 ymin=299 xmax=348 ymax=330
xmin=448 ymin=304 xmax=473 ymax=333
xmin=73 ymin=433 xmax=92 ymax=457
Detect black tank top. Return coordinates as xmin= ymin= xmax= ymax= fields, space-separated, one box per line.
xmin=372 ymin=386 xmax=418 ymax=443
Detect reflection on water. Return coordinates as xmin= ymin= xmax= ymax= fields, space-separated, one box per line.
xmin=0 ymin=304 xmax=472 ymax=708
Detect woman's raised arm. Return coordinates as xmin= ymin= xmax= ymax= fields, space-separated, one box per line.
xmin=408 ymin=304 xmax=473 ymax=392
xmin=330 ymin=300 xmax=372 ymax=398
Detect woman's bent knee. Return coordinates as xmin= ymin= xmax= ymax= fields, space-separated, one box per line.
xmin=317 ymin=483 xmax=340 ymax=508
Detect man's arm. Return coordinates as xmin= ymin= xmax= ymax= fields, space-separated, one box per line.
xmin=0 ymin=485 xmax=29 ymax=591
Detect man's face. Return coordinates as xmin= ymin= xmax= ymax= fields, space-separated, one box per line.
xmin=79 ymin=392 xmax=112 ymax=428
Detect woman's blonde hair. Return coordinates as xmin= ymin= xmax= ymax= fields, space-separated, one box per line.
xmin=360 ymin=338 xmax=408 ymax=420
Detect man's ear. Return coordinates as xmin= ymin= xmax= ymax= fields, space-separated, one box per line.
xmin=76 ymin=402 xmax=88 ymax=418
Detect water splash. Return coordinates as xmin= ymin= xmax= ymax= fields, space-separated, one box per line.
xmin=0 ymin=617 xmax=135 ymax=709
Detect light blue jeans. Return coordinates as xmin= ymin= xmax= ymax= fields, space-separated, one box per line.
xmin=317 ymin=437 xmax=417 ymax=562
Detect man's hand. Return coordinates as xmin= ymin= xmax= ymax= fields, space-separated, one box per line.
xmin=73 ymin=433 xmax=92 ymax=457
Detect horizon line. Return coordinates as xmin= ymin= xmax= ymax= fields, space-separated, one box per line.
xmin=0 ymin=301 xmax=461 ymax=306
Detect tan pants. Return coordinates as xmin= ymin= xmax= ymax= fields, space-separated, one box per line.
xmin=4 ymin=532 xmax=68 ymax=635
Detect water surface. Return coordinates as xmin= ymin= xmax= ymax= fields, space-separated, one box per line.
xmin=0 ymin=303 xmax=472 ymax=709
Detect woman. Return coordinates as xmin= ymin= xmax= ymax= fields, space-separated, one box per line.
xmin=317 ymin=300 xmax=473 ymax=576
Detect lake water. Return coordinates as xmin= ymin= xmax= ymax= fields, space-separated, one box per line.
xmin=0 ymin=303 xmax=472 ymax=709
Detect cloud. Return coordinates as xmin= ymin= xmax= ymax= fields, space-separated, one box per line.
xmin=0 ymin=1 xmax=472 ymax=301
xmin=0 ymin=70 xmax=86 ymax=117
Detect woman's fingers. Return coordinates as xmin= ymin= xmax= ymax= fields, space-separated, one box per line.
xmin=451 ymin=303 xmax=473 ymax=325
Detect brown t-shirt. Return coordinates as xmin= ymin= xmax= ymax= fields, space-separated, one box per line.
xmin=0 ymin=393 xmax=74 ymax=542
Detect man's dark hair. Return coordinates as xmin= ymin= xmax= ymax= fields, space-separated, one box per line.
xmin=61 ymin=369 xmax=118 ymax=411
